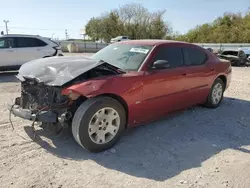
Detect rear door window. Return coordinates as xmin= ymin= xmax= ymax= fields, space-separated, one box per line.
xmin=184 ymin=47 xmax=207 ymax=65
xmin=16 ymin=37 xmax=47 ymax=48
xmin=152 ymin=46 xmax=184 ymax=68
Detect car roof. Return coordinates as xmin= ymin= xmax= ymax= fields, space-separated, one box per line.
xmin=118 ymin=39 xmax=190 ymax=46
xmin=0 ymin=34 xmax=42 ymax=38
xmin=222 ymin=49 xmax=239 ymax=52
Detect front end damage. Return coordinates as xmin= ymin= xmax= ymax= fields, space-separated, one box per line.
xmin=8 ymin=56 xmax=123 ymax=131
xmin=9 ymin=80 xmax=72 ymax=126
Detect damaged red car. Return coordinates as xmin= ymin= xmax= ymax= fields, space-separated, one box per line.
xmin=9 ymin=40 xmax=232 ymax=152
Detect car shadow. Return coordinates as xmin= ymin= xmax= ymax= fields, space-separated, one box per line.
xmin=0 ymin=71 xmax=18 ymax=83
xmin=23 ymin=97 xmax=250 ymax=181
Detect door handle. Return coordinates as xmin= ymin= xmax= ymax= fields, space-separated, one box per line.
xmin=181 ymin=73 xmax=187 ymax=76
xmin=7 ymin=50 xmax=14 ymax=52
xmin=210 ymin=68 xmax=215 ymax=71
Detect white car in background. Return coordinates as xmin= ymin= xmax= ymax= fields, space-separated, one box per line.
xmin=110 ymin=36 xmax=130 ymax=43
xmin=0 ymin=34 xmax=63 ymax=71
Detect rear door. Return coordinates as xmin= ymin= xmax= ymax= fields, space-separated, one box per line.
xmin=15 ymin=37 xmax=49 ymax=65
xmin=182 ymin=46 xmax=216 ymax=105
xmin=0 ymin=37 xmax=18 ymax=67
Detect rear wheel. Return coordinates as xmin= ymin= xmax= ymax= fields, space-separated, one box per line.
xmin=72 ymin=97 xmax=126 ymax=152
xmin=204 ymin=78 xmax=225 ymax=108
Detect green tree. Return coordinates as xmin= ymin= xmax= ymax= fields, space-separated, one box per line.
xmin=174 ymin=11 xmax=250 ymax=43
xmin=84 ymin=3 xmax=171 ymax=42
xmin=85 ymin=17 xmax=103 ymax=41
xmin=150 ymin=10 xmax=168 ymax=39
xmin=101 ymin=11 xmax=123 ymax=42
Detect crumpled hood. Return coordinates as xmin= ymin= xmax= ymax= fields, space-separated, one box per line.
xmin=18 ymin=56 xmax=104 ymax=86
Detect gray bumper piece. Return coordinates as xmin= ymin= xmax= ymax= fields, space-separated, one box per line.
xmin=8 ymin=104 xmax=58 ymax=123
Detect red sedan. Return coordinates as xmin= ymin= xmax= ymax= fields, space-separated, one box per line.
xmin=9 ymin=40 xmax=232 ymax=152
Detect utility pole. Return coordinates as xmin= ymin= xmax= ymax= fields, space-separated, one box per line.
xmin=65 ymin=29 xmax=69 ymax=40
xmin=3 ymin=20 xmax=9 ymax=34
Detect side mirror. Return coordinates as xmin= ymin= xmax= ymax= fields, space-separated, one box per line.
xmin=152 ymin=60 xmax=170 ymax=69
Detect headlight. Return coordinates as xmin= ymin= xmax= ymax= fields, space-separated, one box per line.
xmin=61 ymin=89 xmax=80 ymax=100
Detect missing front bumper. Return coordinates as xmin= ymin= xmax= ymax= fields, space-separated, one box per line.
xmin=8 ymin=104 xmax=58 ymax=123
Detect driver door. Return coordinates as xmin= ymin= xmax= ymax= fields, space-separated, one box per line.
xmin=139 ymin=44 xmax=191 ymax=123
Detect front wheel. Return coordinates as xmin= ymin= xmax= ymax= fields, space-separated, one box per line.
xmin=204 ymin=78 xmax=225 ymax=108
xmin=72 ymin=97 xmax=126 ymax=152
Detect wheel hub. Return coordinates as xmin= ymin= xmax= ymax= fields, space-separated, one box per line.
xmin=212 ymin=83 xmax=223 ymax=105
xmin=88 ymin=107 xmax=120 ymax=144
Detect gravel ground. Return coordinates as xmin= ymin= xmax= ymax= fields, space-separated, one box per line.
xmin=0 ymin=58 xmax=250 ymax=188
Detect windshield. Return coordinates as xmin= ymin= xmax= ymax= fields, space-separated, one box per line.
xmin=91 ymin=43 xmax=153 ymax=71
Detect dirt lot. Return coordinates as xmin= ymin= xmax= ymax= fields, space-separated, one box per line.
xmin=0 ymin=58 xmax=250 ymax=188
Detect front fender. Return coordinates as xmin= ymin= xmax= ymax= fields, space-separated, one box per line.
xmin=61 ymin=79 xmax=108 ymax=98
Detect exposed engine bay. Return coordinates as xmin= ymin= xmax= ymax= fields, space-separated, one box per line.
xmin=18 ymin=81 xmax=69 ymax=111
xmin=66 ymin=62 xmax=123 ymax=86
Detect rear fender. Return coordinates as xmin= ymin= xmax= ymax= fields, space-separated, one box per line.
xmin=211 ymin=73 xmax=230 ymax=90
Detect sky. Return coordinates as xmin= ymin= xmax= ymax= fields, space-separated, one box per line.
xmin=1 ymin=0 xmax=249 ymax=39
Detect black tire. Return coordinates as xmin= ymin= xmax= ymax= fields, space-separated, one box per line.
xmin=72 ymin=96 xmax=126 ymax=153
xmin=204 ymin=78 xmax=225 ymax=108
